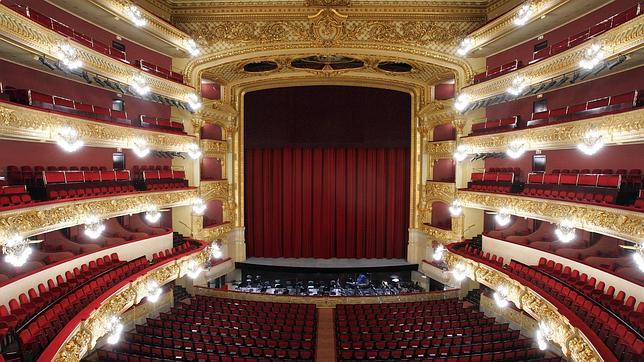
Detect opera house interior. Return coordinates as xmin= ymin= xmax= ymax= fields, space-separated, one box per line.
xmin=0 ymin=0 xmax=641 ymax=361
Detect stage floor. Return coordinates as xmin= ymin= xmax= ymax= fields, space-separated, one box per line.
xmin=243 ymin=257 xmax=411 ymax=269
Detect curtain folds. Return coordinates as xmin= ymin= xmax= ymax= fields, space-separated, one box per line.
xmin=244 ymin=148 xmax=409 ymax=259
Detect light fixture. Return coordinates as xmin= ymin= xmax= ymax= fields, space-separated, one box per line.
xmin=186 ymin=39 xmax=201 ymax=57
xmin=514 ymin=1 xmax=535 ymax=26
xmin=506 ymin=75 xmax=529 ymax=96
xmin=555 ymin=219 xmax=576 ymax=243
xmin=130 ymin=73 xmax=151 ymax=96
xmin=493 ymin=285 xmax=511 ymax=308
xmin=449 ymin=200 xmax=463 ymax=217
xmin=84 ymin=216 xmax=105 ymax=240
xmin=126 ymin=5 xmax=147 ymax=27
xmin=3 ymin=235 xmax=32 ymax=267
xmin=536 ymin=321 xmax=551 ymax=351
xmin=454 ymin=93 xmax=471 ymax=112
xmin=579 ymin=42 xmax=605 ymax=70
xmin=192 ymin=198 xmax=207 ymax=215
xmin=145 ymin=281 xmax=162 ymax=303
xmin=210 ymin=243 xmax=223 ymax=259
xmin=432 ymin=244 xmax=445 ymax=261
xmin=106 ymin=316 xmax=124 ymax=345
xmin=391 ymin=276 xmax=400 ymax=283
xmin=577 ymin=130 xmax=604 ymax=155
xmin=186 ymin=260 xmax=202 ymax=279
xmin=132 ymin=138 xmax=151 ymax=158
xmin=506 ymin=140 xmax=526 ymax=159
xmin=633 ymin=245 xmax=644 ymax=273
xmin=56 ymin=126 xmax=84 ymax=152
xmin=145 ymin=207 xmax=162 ymax=223
xmin=495 ymin=208 xmax=511 ymax=227
xmin=187 ymin=143 xmax=202 ymax=159
xmin=187 ymin=93 xmax=202 ymax=112
xmin=453 ymin=145 xmax=469 ymax=162
xmin=452 ymin=264 xmax=468 ymax=281
xmin=456 ymin=37 xmax=474 ymax=57
xmin=54 ymin=41 xmax=83 ymax=70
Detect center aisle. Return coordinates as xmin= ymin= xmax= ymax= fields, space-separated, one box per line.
xmin=315 ymin=307 xmax=337 ymax=361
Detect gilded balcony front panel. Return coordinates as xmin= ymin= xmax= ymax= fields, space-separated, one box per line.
xmin=426 ymin=140 xmax=456 ymax=159
xmin=199 ymin=180 xmax=230 ymax=201
xmin=457 ymin=190 xmax=644 ymax=243
xmin=195 ymin=222 xmax=233 ymax=241
xmin=424 ymin=181 xmax=456 ymax=204
xmin=0 ymin=101 xmax=196 ymax=152
xmin=201 ymin=139 xmax=228 ymax=159
xmin=0 ymin=189 xmax=198 ymax=242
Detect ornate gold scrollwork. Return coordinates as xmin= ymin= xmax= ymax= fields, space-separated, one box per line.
xmin=195 ymin=222 xmax=234 ymax=241
xmin=201 ymin=139 xmax=228 ymax=159
xmin=199 ymin=180 xmax=230 ymax=201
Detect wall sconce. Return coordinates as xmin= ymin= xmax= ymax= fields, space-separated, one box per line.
xmin=506 ymin=140 xmax=526 ymax=159
xmin=210 ymin=243 xmax=223 ymax=259
xmin=577 ymin=130 xmax=604 ymax=155
xmin=106 ymin=316 xmax=124 ymax=344
xmin=493 ymin=285 xmax=511 ymax=308
xmin=514 ymin=1 xmax=535 ymax=26
xmin=54 ymin=41 xmax=83 ymax=70
xmin=186 ymin=39 xmax=201 ymax=57
xmin=536 ymin=321 xmax=551 ymax=351
xmin=145 ymin=207 xmax=162 ymax=223
xmin=187 ymin=143 xmax=202 ymax=159
xmin=454 ymin=93 xmax=471 ymax=112
xmin=506 ymin=75 xmax=529 ymax=96
xmin=126 ymin=5 xmax=147 ymax=27
xmin=130 ymin=73 xmax=151 ymax=96
xmin=555 ymin=219 xmax=576 ymax=243
xmin=56 ymin=126 xmax=84 ymax=152
xmin=432 ymin=244 xmax=445 ymax=261
xmin=84 ymin=216 xmax=106 ymax=240
xmin=145 ymin=281 xmax=162 ymax=303
xmin=448 ymin=200 xmax=463 ymax=217
xmin=633 ymin=245 xmax=644 ymax=273
xmin=456 ymin=38 xmax=474 ymax=57
xmin=452 ymin=263 xmax=468 ymax=281
xmin=579 ymin=42 xmax=605 ymax=70
xmin=2 ymin=235 xmax=33 ymax=267
xmin=192 ymin=198 xmax=207 ymax=215
xmin=187 ymin=93 xmax=202 ymax=112
xmin=453 ymin=145 xmax=470 ymax=162
xmin=186 ymin=260 xmax=203 ymax=279
xmin=132 ymin=138 xmax=151 ymax=158
xmin=495 ymin=208 xmax=512 ymax=226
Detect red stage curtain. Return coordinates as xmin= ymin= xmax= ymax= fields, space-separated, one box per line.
xmin=244 ymin=148 xmax=409 ymax=259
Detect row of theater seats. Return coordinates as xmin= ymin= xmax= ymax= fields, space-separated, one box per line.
xmin=6 ymin=165 xmax=108 ymax=186
xmin=2 ymin=88 xmax=185 ymax=134
xmin=507 ymin=261 xmax=642 ymax=361
xmin=0 ymin=185 xmax=33 ymax=209
xmin=336 ymin=299 xmax=557 ymax=361
xmin=5 ymin=2 xmax=184 ymax=84
xmin=151 ymin=241 xmax=202 ymax=264
xmin=490 ymin=220 xmax=641 ymax=283
xmin=98 ymin=296 xmax=317 ymax=361
xmin=471 ymin=4 xmax=641 ymax=85
xmin=468 ymin=89 xmax=642 ymax=135
xmin=450 ymin=243 xmax=640 ymax=362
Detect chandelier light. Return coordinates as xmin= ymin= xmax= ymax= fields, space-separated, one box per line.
xmin=452 ymin=263 xmax=468 ymax=281
xmin=579 ymin=42 xmax=605 ymax=70
xmin=106 ymin=316 xmax=124 ymax=345
xmin=555 ymin=219 xmax=576 ymax=243
xmin=84 ymin=216 xmax=106 ymax=240
xmin=130 ymin=73 xmax=151 ymax=96
xmin=448 ymin=200 xmax=463 ymax=217
xmin=187 ymin=93 xmax=202 ymax=112
xmin=210 ymin=243 xmax=223 ymax=259
xmin=54 ymin=42 xmax=83 ymax=70
xmin=126 ymin=5 xmax=147 ymax=27
xmin=456 ymin=37 xmax=474 ymax=57
xmin=495 ymin=208 xmax=512 ymax=227
xmin=145 ymin=207 xmax=162 ymax=223
xmin=633 ymin=245 xmax=644 ymax=273
xmin=536 ymin=321 xmax=551 ymax=351
xmin=506 ymin=140 xmax=526 ymax=159
xmin=506 ymin=75 xmax=529 ymax=96
xmin=186 ymin=260 xmax=203 ymax=279
xmin=577 ymin=130 xmax=604 ymax=155
xmin=132 ymin=138 xmax=151 ymax=158
xmin=514 ymin=2 xmax=535 ymax=26
xmin=56 ymin=126 xmax=84 ymax=153
xmin=146 ymin=281 xmax=162 ymax=303
xmin=186 ymin=39 xmax=201 ymax=57
xmin=192 ymin=198 xmax=207 ymax=215
xmin=453 ymin=145 xmax=469 ymax=162
xmin=187 ymin=143 xmax=202 ymax=159
xmin=493 ymin=285 xmax=511 ymax=308
xmin=454 ymin=93 xmax=471 ymax=112
xmin=3 ymin=235 xmax=33 ymax=267
xmin=432 ymin=244 xmax=445 ymax=261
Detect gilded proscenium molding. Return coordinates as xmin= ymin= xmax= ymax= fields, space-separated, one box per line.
xmin=201 ymin=139 xmax=228 ymax=159
xmin=0 ymin=102 xmax=195 ymax=152
xmin=445 ymin=252 xmax=601 ymax=362
xmin=198 ymin=101 xmax=238 ymax=136
xmin=0 ymin=5 xmax=195 ymax=101
xmin=459 ymin=108 xmax=644 ymax=153
xmin=462 ymin=15 xmax=644 ymax=102
xmin=52 ymin=248 xmax=211 ymax=361
xmin=199 ymin=180 xmax=230 ymax=201
xmin=464 ymin=0 xmax=567 ymax=52
xmin=86 ymin=0 xmax=194 ymax=54
xmin=418 ymin=100 xmax=456 ymax=139
xmin=457 ymin=190 xmax=644 ymax=243
xmin=0 ymin=189 xmax=198 ymax=241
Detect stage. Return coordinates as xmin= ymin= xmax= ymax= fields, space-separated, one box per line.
xmin=237 ymin=257 xmax=416 ymax=273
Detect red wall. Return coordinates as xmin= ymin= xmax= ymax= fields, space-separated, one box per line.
xmin=487 ymin=0 xmax=635 ymax=68
xmin=201 ymin=124 xmax=222 ymax=140
xmin=484 ymin=144 xmax=644 ymax=181
xmin=435 ymin=83 xmax=455 ymax=100
xmin=485 ymin=67 xmax=644 ymax=123
xmin=18 ymin=0 xmax=171 ymax=68
xmin=432 ymin=159 xmax=455 ymax=182
xmin=430 ymin=201 xmax=451 ymax=230
xmin=433 ymin=124 xmax=456 ymax=141
xmin=0 ymin=139 xmax=171 ymax=171
xmin=201 ymin=83 xmax=221 ymax=100
xmin=0 ymin=59 xmax=171 ymax=119
xmin=201 ymin=158 xmax=223 ymax=180
xmin=204 ymin=200 xmax=223 ymax=227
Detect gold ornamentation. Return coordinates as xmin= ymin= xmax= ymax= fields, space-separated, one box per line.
xmin=420 ymin=223 xmax=459 ymax=243
xmin=0 ymin=189 xmax=198 ymax=241
xmin=201 ymin=139 xmax=228 ymax=159
xmin=426 ymin=140 xmax=455 ymax=159
xmin=308 ymin=8 xmax=349 ymax=46
xmin=195 ymin=222 xmax=233 ymax=241
xmin=462 ymin=16 xmax=644 ymax=101
xmin=0 ymin=102 xmax=195 ymax=152
xmin=418 ymin=100 xmax=456 ymax=137
xmin=457 ymin=190 xmax=644 ymax=243
xmin=424 ymin=181 xmax=456 ymax=204
xmin=446 ymin=251 xmax=602 ymax=362
xmin=199 ymin=180 xmax=230 ymax=201
xmin=459 ymin=108 xmax=644 ymax=153
xmin=306 ymin=0 xmax=351 ymax=6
